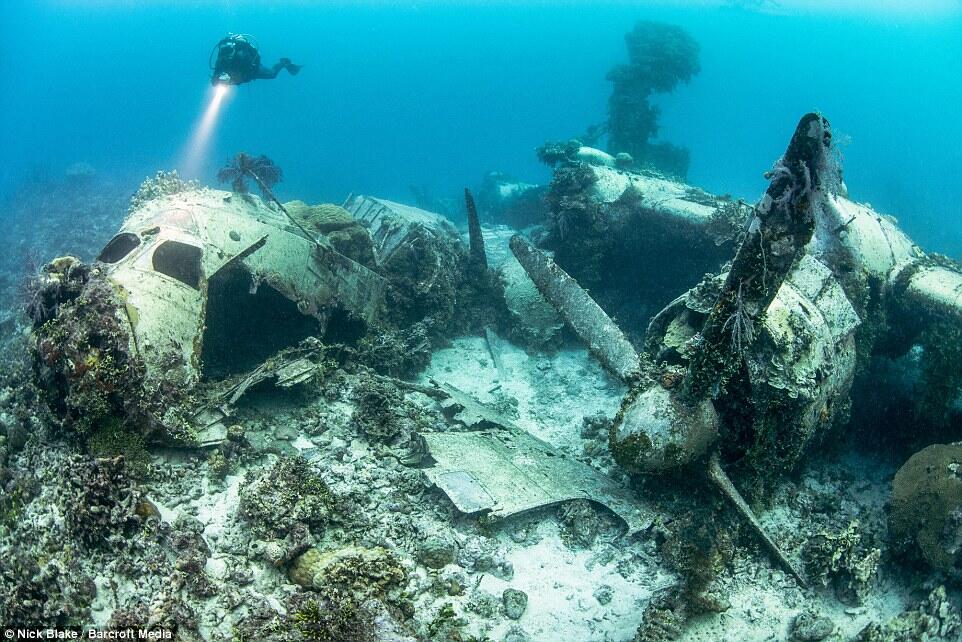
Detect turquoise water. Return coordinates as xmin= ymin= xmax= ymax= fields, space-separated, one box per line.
xmin=1 ymin=0 xmax=961 ymax=250
xmin=5 ymin=3 xmax=962 ymax=638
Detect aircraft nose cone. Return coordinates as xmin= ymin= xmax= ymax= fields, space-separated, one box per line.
xmin=610 ymin=384 xmax=719 ymax=473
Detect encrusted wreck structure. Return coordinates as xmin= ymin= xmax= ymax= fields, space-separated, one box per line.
xmin=26 ymin=181 xmax=488 ymax=448
xmin=9 ymin=112 xmax=962 ymax=640
xmin=514 ymin=113 xmax=962 ymax=588
xmin=532 ymin=116 xmax=962 ymax=472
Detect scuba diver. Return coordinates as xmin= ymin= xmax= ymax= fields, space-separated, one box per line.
xmin=210 ymin=34 xmax=301 ymax=86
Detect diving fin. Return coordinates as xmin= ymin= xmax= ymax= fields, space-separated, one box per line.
xmin=281 ymin=58 xmax=302 ymax=75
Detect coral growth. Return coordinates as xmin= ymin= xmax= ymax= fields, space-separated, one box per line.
xmin=502 ymin=588 xmax=528 ymax=620
xmin=24 ymin=255 xmax=90 ymax=326
xmin=606 ymin=21 xmax=700 ymax=178
xmin=631 ymin=590 xmax=686 ymax=642
xmin=890 ymin=443 xmax=962 ymax=576
xmin=660 ymin=511 xmax=735 ymax=614
xmin=789 ymin=611 xmax=835 ymax=641
xmin=288 ymin=545 xmax=407 ymax=597
xmin=285 ymin=201 xmax=377 ymax=268
xmin=288 ymin=592 xmax=377 ymax=642
xmin=354 ymin=321 xmax=433 ymax=378
xmin=721 ymin=280 xmax=756 ymax=353
xmin=350 ymin=374 xmax=435 ymax=445
xmin=855 ymin=585 xmax=961 ymax=641
xmin=803 ymin=519 xmax=880 ymax=604
xmin=379 ymin=219 xmax=466 ymax=331
xmin=287 ymin=546 xmax=409 ymax=642
xmin=537 ymin=139 xmax=584 ymax=168
xmin=168 ymin=514 xmax=216 ymax=598
xmin=0 ymin=443 xmax=117 ymax=627
xmin=351 ymin=374 xmax=406 ymax=442
xmin=558 ymin=499 xmax=620 ymax=549
xmin=29 ymin=261 xmax=195 ymax=443
xmin=86 ymin=417 xmax=151 ymax=475
xmin=0 ymin=547 xmax=96 ymax=627
xmin=129 ymin=170 xmax=199 ymax=212
xmin=107 ymin=592 xmax=202 ymax=641
xmin=62 ymin=455 xmax=151 ymax=549
xmin=417 ymin=533 xmax=458 ymax=569
xmin=238 ymin=455 xmax=336 ymax=539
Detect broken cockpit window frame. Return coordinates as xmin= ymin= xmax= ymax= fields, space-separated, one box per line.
xmin=97 ymin=232 xmax=141 ymax=263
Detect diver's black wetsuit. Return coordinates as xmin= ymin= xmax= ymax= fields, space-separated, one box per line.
xmin=255 ymin=59 xmax=296 ymax=80
xmin=211 ymin=35 xmax=300 ymax=85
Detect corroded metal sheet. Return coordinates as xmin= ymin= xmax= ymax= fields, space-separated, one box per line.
xmin=345 ymin=195 xmax=461 ymax=264
xmin=421 ymin=425 xmax=653 ymax=536
xmin=432 ymin=379 xmax=521 ymax=430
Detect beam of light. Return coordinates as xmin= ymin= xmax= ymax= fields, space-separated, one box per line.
xmin=179 ymin=83 xmax=233 ymax=180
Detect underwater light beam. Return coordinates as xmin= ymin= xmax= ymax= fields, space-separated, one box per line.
xmin=180 ymin=83 xmax=233 ymax=179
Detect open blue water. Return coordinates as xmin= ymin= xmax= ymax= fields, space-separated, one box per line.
xmin=2 ymin=0 xmax=961 ymax=253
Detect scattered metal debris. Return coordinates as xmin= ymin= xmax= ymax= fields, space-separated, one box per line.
xmin=193 ymin=344 xmax=324 ymax=446
xmin=421 ymin=421 xmax=653 ymax=535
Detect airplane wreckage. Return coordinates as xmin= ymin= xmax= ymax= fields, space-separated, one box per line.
xmin=27 ymin=113 xmax=962 ymax=589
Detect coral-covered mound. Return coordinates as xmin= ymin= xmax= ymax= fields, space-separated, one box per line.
xmin=890 ymin=443 xmax=962 ymax=575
